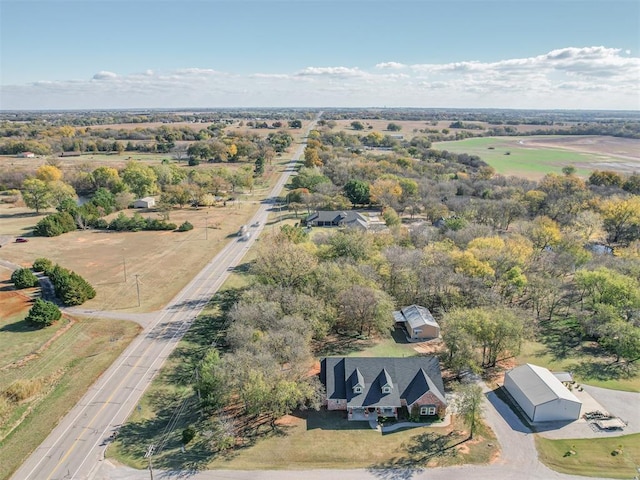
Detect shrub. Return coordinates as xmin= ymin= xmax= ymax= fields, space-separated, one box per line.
xmin=49 ymin=264 xmax=96 ymax=306
xmin=33 ymin=257 xmax=54 ymax=274
xmin=11 ymin=268 xmax=39 ymax=289
xmin=33 ymin=211 xmax=77 ymax=237
xmin=145 ymin=218 xmax=177 ymax=231
xmin=178 ymin=221 xmax=194 ymax=232
xmin=182 ymin=426 xmax=196 ymax=445
xmin=188 ymin=157 xmax=200 ymax=166
xmin=25 ymin=298 xmax=61 ymax=327
xmin=109 ymin=213 xmax=176 ymax=232
xmin=3 ymin=378 xmax=44 ymax=402
xmin=92 ymin=218 xmax=108 ymax=229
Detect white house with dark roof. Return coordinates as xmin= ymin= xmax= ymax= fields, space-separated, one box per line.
xmin=320 ymin=356 xmax=447 ymax=421
xmin=503 ymin=363 xmax=582 ymax=422
xmin=394 ymin=305 xmax=440 ymax=340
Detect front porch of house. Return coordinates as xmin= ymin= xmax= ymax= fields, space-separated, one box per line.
xmin=347 ymin=406 xmax=398 ymax=421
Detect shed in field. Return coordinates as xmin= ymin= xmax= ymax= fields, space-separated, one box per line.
xmin=503 ymin=363 xmax=582 ymax=422
xmin=133 ymin=197 xmax=156 ymax=208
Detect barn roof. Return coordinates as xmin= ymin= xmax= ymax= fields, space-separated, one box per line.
xmin=506 ymin=364 xmax=580 ymax=406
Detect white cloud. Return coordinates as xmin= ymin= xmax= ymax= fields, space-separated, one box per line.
xmin=92 ymin=71 xmax=118 ymax=80
xmin=2 ymin=47 xmax=639 ymax=110
xmin=296 ymin=66 xmax=366 ymax=78
xmin=375 ymin=62 xmax=407 ymax=69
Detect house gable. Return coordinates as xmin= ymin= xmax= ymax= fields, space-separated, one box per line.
xmin=321 ymin=356 xmax=446 ymax=414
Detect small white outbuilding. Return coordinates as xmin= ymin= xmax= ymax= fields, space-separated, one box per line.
xmin=503 ymin=363 xmax=582 ymax=422
xmin=133 ymin=197 xmax=155 ymax=208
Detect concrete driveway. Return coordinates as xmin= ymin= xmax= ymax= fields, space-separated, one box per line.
xmin=537 ymin=384 xmax=640 ymax=440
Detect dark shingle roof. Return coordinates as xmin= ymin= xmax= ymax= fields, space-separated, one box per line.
xmin=321 ymin=356 xmax=446 ymax=408
xmin=305 ymin=211 xmax=368 ymax=227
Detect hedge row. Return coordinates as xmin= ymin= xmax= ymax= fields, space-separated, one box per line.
xmin=33 ymin=258 xmax=96 ymax=306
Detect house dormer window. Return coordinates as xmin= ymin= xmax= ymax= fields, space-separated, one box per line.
xmin=353 ymin=386 xmax=363 ymax=393
xmin=382 ymin=386 xmax=391 ymax=394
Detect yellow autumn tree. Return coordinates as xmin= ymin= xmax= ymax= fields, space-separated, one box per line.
xmin=600 ymin=196 xmax=640 ymax=245
xmin=369 ymin=178 xmax=402 ymax=207
xmin=35 ymin=165 xmax=63 ymax=182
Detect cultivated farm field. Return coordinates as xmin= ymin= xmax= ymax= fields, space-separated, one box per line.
xmin=433 ymin=135 xmax=640 ymax=179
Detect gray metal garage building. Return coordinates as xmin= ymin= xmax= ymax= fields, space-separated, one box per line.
xmin=503 ymin=363 xmax=582 ymax=422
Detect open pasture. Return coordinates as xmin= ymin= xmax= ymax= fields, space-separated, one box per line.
xmin=0 ymin=155 xmax=291 ymax=311
xmin=433 ymin=135 xmax=640 ymax=179
xmin=0 ymin=267 xmax=140 ymax=480
xmin=0 ymin=200 xmax=257 ymax=312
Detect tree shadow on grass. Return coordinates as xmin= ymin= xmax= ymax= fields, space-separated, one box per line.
xmin=367 ymin=431 xmax=462 ymax=480
xmin=313 ymin=334 xmax=374 ymax=357
xmin=113 ymin=391 xmax=208 ymax=472
xmin=0 ymin=318 xmax=38 ymax=333
xmin=305 ymin=409 xmax=373 ymax=431
xmin=535 ymin=318 xmax=583 ymax=361
xmin=570 ymin=359 xmax=637 ymax=382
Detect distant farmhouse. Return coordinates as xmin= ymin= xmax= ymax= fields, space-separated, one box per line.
xmin=133 ymin=197 xmax=156 ymax=209
xmin=394 ymin=305 xmax=440 ymax=341
xmin=503 ymin=363 xmax=582 ymax=422
xmin=303 ymin=211 xmax=369 ymax=230
xmin=321 ymin=356 xmax=447 ymax=421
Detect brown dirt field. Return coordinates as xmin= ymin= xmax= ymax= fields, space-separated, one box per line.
xmin=521 ymin=135 xmax=640 ymax=171
xmin=0 ymin=291 xmax=31 ymax=321
xmin=330 ymin=119 xmax=569 ymax=136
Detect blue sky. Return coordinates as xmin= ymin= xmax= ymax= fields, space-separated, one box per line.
xmin=1 ymin=0 xmax=639 ymax=110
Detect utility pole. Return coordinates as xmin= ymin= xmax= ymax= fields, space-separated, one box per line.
xmin=122 ymin=256 xmax=127 ymax=282
xmin=144 ymin=444 xmax=155 ymax=480
xmin=195 ymin=367 xmax=201 ymax=403
xmin=205 ymin=215 xmax=208 ymax=240
xmin=134 ymin=274 xmax=141 ymax=307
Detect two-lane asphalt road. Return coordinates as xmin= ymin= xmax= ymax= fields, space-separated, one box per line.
xmin=10 ymin=116 xmax=319 ymax=480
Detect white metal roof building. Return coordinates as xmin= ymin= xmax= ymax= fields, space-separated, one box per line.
xmin=503 ymin=363 xmax=582 ymax=422
xmin=133 ymin=197 xmax=156 ymax=208
xmin=393 ymin=305 xmax=440 ymax=340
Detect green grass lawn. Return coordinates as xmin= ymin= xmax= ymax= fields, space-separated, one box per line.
xmin=205 ymin=411 xmax=497 ymax=471
xmin=111 ymin=407 xmax=498 ymax=472
xmin=347 ymin=332 xmax=419 ymax=358
xmin=535 ymin=433 xmax=640 ymax=479
xmin=516 ymin=339 xmax=640 ymax=392
xmin=0 ymin=312 xmax=71 ymax=373
xmin=433 ymin=136 xmax=600 ymax=179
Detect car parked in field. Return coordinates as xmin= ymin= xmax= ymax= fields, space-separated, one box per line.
xmin=15 ymin=238 xmax=29 ymax=243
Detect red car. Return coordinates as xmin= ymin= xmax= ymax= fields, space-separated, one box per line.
xmin=15 ymin=238 xmax=29 ymax=243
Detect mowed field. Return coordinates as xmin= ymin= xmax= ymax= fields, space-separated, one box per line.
xmin=433 ymin=136 xmax=640 ymax=179
xmin=0 ymin=146 xmax=296 ymax=312
xmin=330 ymin=119 xmax=569 ymax=135
xmin=0 ymin=267 xmax=140 ymax=480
